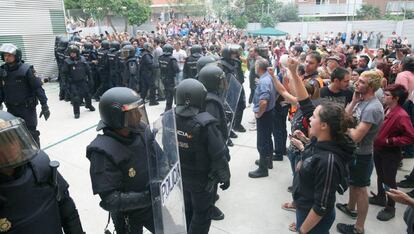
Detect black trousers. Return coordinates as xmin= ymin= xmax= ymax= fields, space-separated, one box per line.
xmin=141 ymin=76 xmax=156 ymax=102
xmin=162 ymin=78 xmax=175 ymax=111
xmin=184 ymin=188 xmax=214 ymax=234
xmin=112 ymin=207 xmax=154 ymax=234
xmin=70 ymin=82 xmax=92 ymax=115
xmin=234 ymin=88 xmax=246 ymax=127
xmin=374 ymin=150 xmax=402 ymax=208
xmin=7 ymin=105 xmax=40 ymax=146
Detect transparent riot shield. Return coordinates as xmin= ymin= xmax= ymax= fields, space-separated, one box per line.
xmin=224 ymin=76 xmax=242 ymax=138
xmin=147 ymin=110 xmax=187 ymax=234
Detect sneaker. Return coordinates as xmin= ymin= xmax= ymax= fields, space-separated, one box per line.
xmin=377 ymin=207 xmax=395 ymax=221
xmin=336 ymin=203 xmax=357 ymax=219
xmin=211 ymin=206 xmax=225 ymax=220
xmin=397 ymin=179 xmax=414 ymax=188
xmin=337 ymin=223 xmax=364 ymax=234
xmin=369 ymin=193 xmax=386 ymax=207
xmin=233 ymin=124 xmax=246 ymax=132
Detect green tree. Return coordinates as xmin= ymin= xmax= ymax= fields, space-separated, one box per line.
xmin=276 ymin=3 xmax=299 ymax=22
xmin=64 ymin=0 xmax=82 ymax=9
xmin=260 ymin=14 xmax=275 ymax=27
xmin=356 ymin=4 xmax=381 ymax=20
xmin=82 ymin=0 xmax=151 ymax=32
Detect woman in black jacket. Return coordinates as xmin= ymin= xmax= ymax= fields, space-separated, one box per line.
xmin=283 ymin=58 xmax=355 ymax=234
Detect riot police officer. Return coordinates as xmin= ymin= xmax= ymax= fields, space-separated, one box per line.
xmin=183 ymin=44 xmax=203 ymax=79
xmin=81 ymin=41 xmax=99 ymax=95
xmin=0 ymin=110 xmax=85 ymax=234
xmin=198 ymin=65 xmax=230 ymax=221
xmin=108 ymin=41 xmax=121 ymax=87
xmin=139 ymin=42 xmax=158 ymax=106
xmin=56 ymin=38 xmax=70 ymax=101
xmin=86 ymin=87 xmax=155 ymax=234
xmin=175 ymin=79 xmax=230 ymax=234
xmin=94 ymin=40 xmax=111 ymax=101
xmin=196 ymin=55 xmax=218 ymax=76
xmin=159 ymin=44 xmax=179 ymax=112
xmin=61 ymin=45 xmax=95 ymax=119
xmin=0 ymin=43 xmax=50 ymax=146
xmin=219 ymin=45 xmax=246 ymax=133
xmin=121 ymin=45 xmax=140 ymax=92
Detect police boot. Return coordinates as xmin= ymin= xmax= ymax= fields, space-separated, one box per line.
xmin=229 ymin=130 xmax=238 ymax=139
xmin=149 ymin=100 xmax=159 ymax=106
xmin=73 ymin=105 xmax=80 ymax=119
xmin=248 ymin=158 xmax=269 ymax=178
xmin=227 ymin=139 xmax=234 ymax=147
xmin=254 ymin=157 xmax=273 ymax=169
xmin=211 ymin=205 xmax=225 ymax=221
xmin=85 ymin=99 xmax=96 ymax=111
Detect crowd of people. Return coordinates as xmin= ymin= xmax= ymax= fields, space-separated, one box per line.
xmin=1 ymin=15 xmax=414 ymax=234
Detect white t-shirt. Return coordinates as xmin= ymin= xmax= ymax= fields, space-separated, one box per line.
xmin=173 ymin=49 xmax=187 ymax=71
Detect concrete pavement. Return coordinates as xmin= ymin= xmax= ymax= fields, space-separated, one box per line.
xmin=36 ymin=82 xmax=410 ymax=234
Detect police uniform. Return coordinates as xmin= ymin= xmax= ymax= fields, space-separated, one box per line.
xmin=0 ymin=61 xmax=48 ymax=146
xmin=94 ymin=42 xmax=111 ymax=99
xmin=86 ymin=87 xmax=155 ymax=234
xmin=139 ymin=50 xmax=156 ymax=104
xmin=159 ymin=53 xmax=179 ymax=111
xmin=175 ymin=79 xmax=230 ymax=234
xmin=61 ymin=46 xmax=95 ymax=119
xmin=0 ymin=110 xmax=84 ymax=234
xmin=81 ymin=44 xmax=99 ymax=95
xmin=183 ymin=54 xmax=202 ymax=79
xmin=108 ymin=43 xmax=121 ymax=87
xmin=56 ymin=38 xmax=69 ymax=101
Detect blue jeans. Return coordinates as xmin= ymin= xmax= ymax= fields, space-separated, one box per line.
xmin=257 ymin=110 xmax=274 ymax=163
xmin=287 ymin=146 xmax=300 ymax=175
xmin=272 ymin=103 xmax=290 ymax=157
xmin=296 ymin=208 xmax=335 ymax=234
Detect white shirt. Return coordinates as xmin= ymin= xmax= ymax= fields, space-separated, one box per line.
xmin=173 ymin=49 xmax=187 ymax=71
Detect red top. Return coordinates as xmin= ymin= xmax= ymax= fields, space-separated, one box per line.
xmin=374 ymin=105 xmax=414 ymax=151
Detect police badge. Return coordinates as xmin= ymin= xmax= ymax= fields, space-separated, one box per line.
xmin=128 ymin=168 xmax=136 ymax=178
xmin=0 ymin=218 xmax=11 ymax=232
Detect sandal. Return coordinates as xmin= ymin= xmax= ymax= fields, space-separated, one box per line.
xmin=281 ymin=202 xmax=296 ymax=212
xmin=288 ymin=222 xmax=297 ymax=232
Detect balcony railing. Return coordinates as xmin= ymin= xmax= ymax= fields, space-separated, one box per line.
xmin=298 ymin=3 xmax=362 ymax=17
xmin=386 ymin=1 xmax=414 ymax=12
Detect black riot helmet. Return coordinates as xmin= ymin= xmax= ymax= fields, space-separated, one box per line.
xmin=110 ymin=41 xmax=121 ymax=51
xmin=58 ymin=38 xmax=69 ymax=51
xmin=175 ymin=78 xmax=207 ymax=117
xmin=121 ymin=41 xmax=131 ymax=48
xmin=121 ymin=45 xmax=136 ymax=59
xmin=101 ymin=40 xmax=110 ymax=50
xmin=97 ymin=87 xmax=149 ymax=132
xmin=55 ymin=36 xmax=63 ymax=47
xmin=0 ymin=110 xmax=39 ymax=169
xmin=198 ymin=65 xmax=227 ymax=94
xmin=72 ymin=36 xmax=81 ymax=42
xmin=83 ymin=41 xmax=94 ymax=51
xmin=221 ymin=45 xmax=231 ymax=60
xmin=162 ymin=44 xmax=174 ymax=56
xmin=0 ymin=43 xmax=23 ymax=63
xmin=190 ymin=45 xmax=202 ymax=56
xmin=142 ymin=42 xmax=153 ymax=52
xmin=196 ymin=55 xmax=218 ymax=73
xmin=67 ymin=45 xmax=80 ymax=58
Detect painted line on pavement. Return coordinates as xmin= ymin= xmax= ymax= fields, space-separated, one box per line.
xmin=42 ymin=124 xmax=97 ymax=151
xmin=233 ymin=143 xmax=257 ymax=150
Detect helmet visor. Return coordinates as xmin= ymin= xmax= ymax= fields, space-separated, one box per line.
xmin=0 ymin=118 xmax=39 ymax=169
xmin=122 ymin=101 xmax=149 ymax=130
xmin=0 ymin=43 xmax=18 ymax=55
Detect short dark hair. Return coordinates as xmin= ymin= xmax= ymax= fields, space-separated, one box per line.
xmin=330 ymin=67 xmax=350 ymax=82
xmin=385 ymin=84 xmax=409 ymax=106
xmin=360 ymin=55 xmax=370 ymax=64
xmin=307 ymin=51 xmax=322 ymax=64
xmin=402 ymin=56 xmax=414 ymax=72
